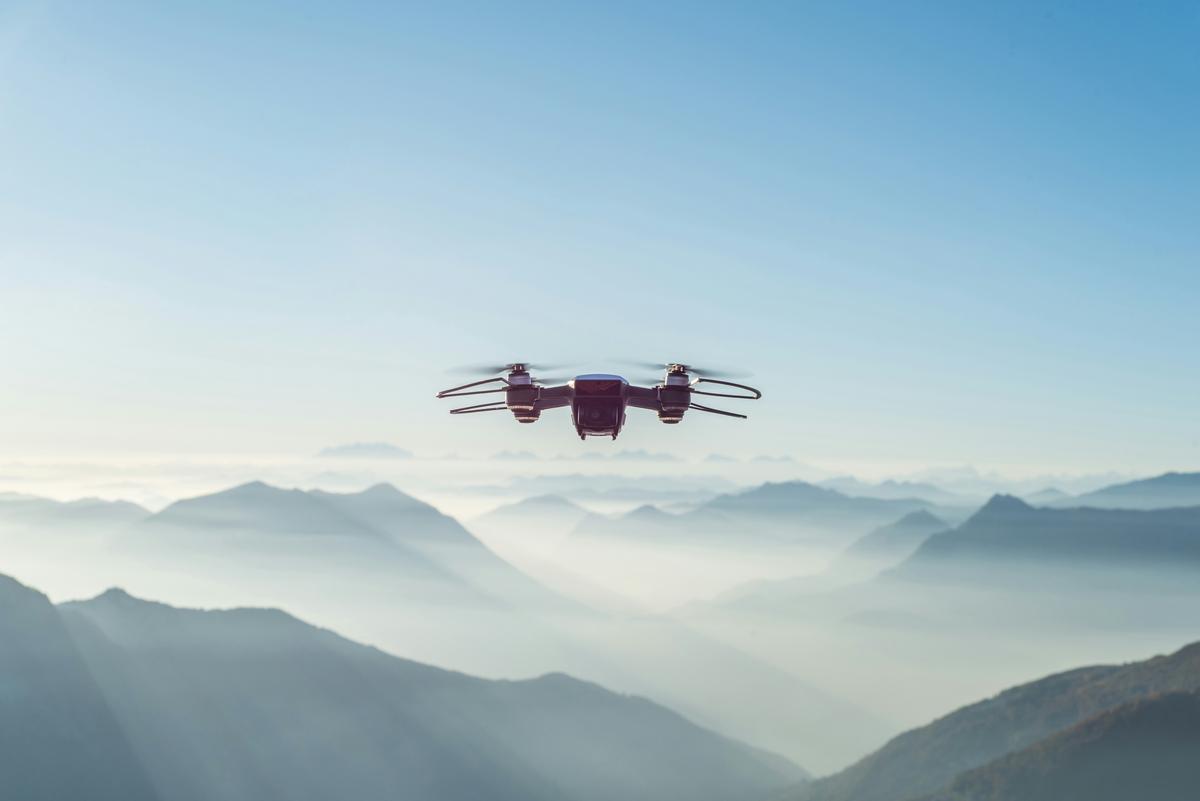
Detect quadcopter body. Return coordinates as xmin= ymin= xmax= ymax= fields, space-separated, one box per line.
xmin=436 ymin=363 xmax=761 ymax=440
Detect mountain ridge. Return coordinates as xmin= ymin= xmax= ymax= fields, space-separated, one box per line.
xmin=45 ymin=579 xmax=806 ymax=801
xmin=789 ymin=640 xmax=1200 ymax=801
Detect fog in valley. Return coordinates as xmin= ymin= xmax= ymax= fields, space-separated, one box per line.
xmin=5 ymin=456 xmax=1200 ymax=792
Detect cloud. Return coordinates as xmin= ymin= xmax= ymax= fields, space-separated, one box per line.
xmin=562 ymin=449 xmax=680 ymax=462
xmin=751 ymin=454 xmax=795 ymax=463
xmin=491 ymin=450 xmax=539 ymax=461
xmin=316 ymin=442 xmax=413 ymax=460
xmin=705 ymin=453 xmax=739 ymax=463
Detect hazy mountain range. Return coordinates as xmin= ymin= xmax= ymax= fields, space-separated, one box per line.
xmin=697 ymin=481 xmax=936 ymax=547
xmin=1053 ymin=471 xmax=1200 ymax=510
xmin=8 ymin=560 xmax=1198 ymax=801
xmin=716 ymin=486 xmax=1200 ymax=614
xmin=558 ymin=480 xmax=949 ymax=555
xmin=0 ymin=480 xmax=888 ymax=772
xmin=1 ymin=572 xmax=803 ymax=801
xmin=132 ymin=481 xmax=564 ymax=608
xmin=713 ymin=510 xmax=951 ymax=605
xmin=0 ymin=492 xmax=148 ymax=530
xmin=817 ymin=477 xmax=970 ymax=506
xmin=889 ymin=494 xmax=1200 ymax=583
xmin=5 ymin=468 xmax=1200 ymax=780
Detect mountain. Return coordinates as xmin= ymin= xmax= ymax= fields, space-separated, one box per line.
xmin=570 ymin=504 xmax=684 ymax=541
xmin=570 ymin=482 xmax=935 ymax=549
xmin=471 ymin=494 xmax=592 ymax=542
xmin=833 ymin=510 xmax=949 ymax=575
xmin=310 ymin=483 xmax=486 ymax=548
xmin=922 ymin=691 xmax=1200 ymax=801
xmin=0 ymin=575 xmax=158 ymax=801
xmin=310 ymin=484 xmax=560 ymax=604
xmin=819 ymin=478 xmax=967 ymax=506
xmin=888 ymin=494 xmax=1200 ymax=583
xmin=149 ymin=481 xmax=387 ymax=539
xmin=790 ymin=640 xmax=1200 ymax=801
xmin=0 ymin=493 xmax=149 ymax=530
xmin=1062 ymin=471 xmax=1200 ymax=510
xmin=86 ymin=482 xmax=875 ymax=769
xmin=1022 ymin=487 xmax=1071 ymax=506
xmin=51 ymin=583 xmax=804 ymax=801
xmin=697 ymin=481 xmax=935 ymax=547
xmin=704 ymin=510 xmax=950 ymax=607
xmin=137 ymin=481 xmax=561 ymax=605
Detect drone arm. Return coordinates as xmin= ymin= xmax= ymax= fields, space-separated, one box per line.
xmin=689 ymin=378 xmax=762 ymax=400
xmin=534 ymin=385 xmax=574 ymax=410
xmin=624 ymin=385 xmax=662 ymax=411
xmin=688 ymin=402 xmax=748 ymax=419
xmin=449 ymin=401 xmax=509 ymax=414
xmin=437 ymin=377 xmax=509 ymax=399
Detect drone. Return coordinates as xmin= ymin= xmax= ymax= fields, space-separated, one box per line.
xmin=436 ymin=362 xmax=762 ymax=440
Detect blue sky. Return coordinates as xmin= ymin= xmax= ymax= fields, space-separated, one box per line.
xmin=2 ymin=1 xmax=1197 ymax=473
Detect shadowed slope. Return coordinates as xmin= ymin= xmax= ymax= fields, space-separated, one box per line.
xmin=790 ymin=641 xmax=1200 ymax=801
xmin=58 ymin=587 xmax=804 ymax=801
xmin=0 ymin=575 xmax=158 ymax=801
xmin=924 ymin=692 xmax=1200 ymax=801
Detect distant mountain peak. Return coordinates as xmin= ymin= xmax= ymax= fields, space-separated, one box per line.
xmin=311 ymin=483 xmax=431 ymax=513
xmin=76 ymin=587 xmax=177 ymax=616
xmin=746 ymin=480 xmax=831 ymax=499
xmin=519 ymin=494 xmax=580 ymax=508
xmin=976 ymin=494 xmax=1034 ymax=516
xmin=625 ymin=504 xmax=670 ymax=521
xmin=93 ymin=587 xmax=135 ymax=603
xmin=167 ymin=481 xmax=311 ymax=507
xmin=224 ymin=480 xmax=294 ymax=497
xmin=358 ymin=482 xmax=410 ymax=498
xmin=895 ymin=509 xmax=945 ymax=527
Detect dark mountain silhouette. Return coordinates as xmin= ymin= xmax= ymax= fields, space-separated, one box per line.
xmin=0 ymin=575 xmax=158 ymax=801
xmin=923 ymin=691 xmax=1200 ymax=801
xmin=887 ymin=494 xmax=1200 ymax=582
xmin=1060 ymin=471 xmax=1200 ymax=510
xmin=49 ymin=583 xmax=803 ymax=801
xmin=790 ymin=640 xmax=1200 ymax=801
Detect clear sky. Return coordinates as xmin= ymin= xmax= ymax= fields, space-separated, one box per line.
xmin=2 ymin=1 xmax=1198 ymax=475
